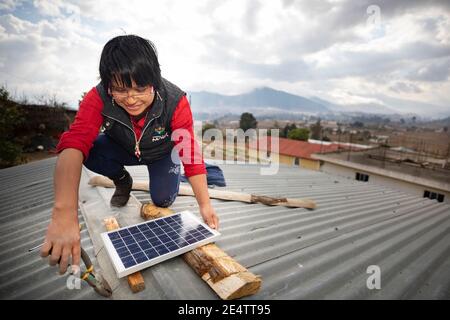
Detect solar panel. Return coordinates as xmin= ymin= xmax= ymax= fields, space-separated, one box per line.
xmin=101 ymin=210 xmax=221 ymax=278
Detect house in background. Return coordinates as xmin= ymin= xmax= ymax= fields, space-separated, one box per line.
xmin=252 ymin=137 xmax=355 ymax=171
xmin=313 ymin=147 xmax=450 ymax=204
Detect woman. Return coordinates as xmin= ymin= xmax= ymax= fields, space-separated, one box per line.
xmin=41 ymin=35 xmax=219 ymax=274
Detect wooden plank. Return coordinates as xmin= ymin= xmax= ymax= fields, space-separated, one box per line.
xmin=140 ymin=203 xmax=262 ymax=300
xmin=103 ymin=217 xmax=145 ymax=293
xmin=89 ymin=175 xmax=316 ymax=209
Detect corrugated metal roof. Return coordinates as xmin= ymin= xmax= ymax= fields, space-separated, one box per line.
xmin=130 ymin=162 xmax=450 ymax=300
xmin=0 ymin=157 xmax=105 ymax=300
xmin=1 ymin=158 xmax=449 ymax=299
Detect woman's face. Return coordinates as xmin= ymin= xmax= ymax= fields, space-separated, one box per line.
xmin=109 ymin=78 xmax=155 ymax=116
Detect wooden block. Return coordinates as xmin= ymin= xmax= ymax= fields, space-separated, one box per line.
xmin=182 ymin=244 xmax=246 ymax=283
xmin=140 ymin=203 xmax=173 ymax=220
xmin=198 ymin=243 xmax=228 ymax=259
xmin=127 ymin=272 xmax=145 ymax=293
xmin=140 ymin=203 xmax=262 ymax=299
xmin=103 ymin=217 xmax=146 ymax=293
xmin=103 ymin=217 xmax=120 ymax=230
xmin=202 ymin=271 xmax=262 ymax=300
xmin=208 ymin=256 xmax=248 ymax=283
xmin=182 ymin=250 xmax=212 ymax=277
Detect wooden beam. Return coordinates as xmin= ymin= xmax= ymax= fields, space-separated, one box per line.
xmin=89 ymin=175 xmax=316 ymax=209
xmin=103 ymin=217 xmax=145 ymax=293
xmin=140 ymin=203 xmax=262 ymax=300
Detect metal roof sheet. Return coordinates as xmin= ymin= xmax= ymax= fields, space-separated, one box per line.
xmin=1 ymin=158 xmax=449 ymax=299
xmin=130 ymin=162 xmax=450 ymax=299
xmin=0 ymin=158 xmax=105 ymax=300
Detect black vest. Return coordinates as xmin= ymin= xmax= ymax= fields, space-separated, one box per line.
xmin=95 ymin=78 xmax=185 ymax=164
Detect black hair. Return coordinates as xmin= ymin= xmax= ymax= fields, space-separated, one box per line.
xmin=99 ymin=35 xmax=162 ymax=91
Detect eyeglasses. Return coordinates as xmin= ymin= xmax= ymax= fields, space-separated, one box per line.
xmin=110 ymin=86 xmax=154 ymax=99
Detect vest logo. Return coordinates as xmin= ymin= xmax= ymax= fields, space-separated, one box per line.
xmin=152 ymin=126 xmax=169 ymax=142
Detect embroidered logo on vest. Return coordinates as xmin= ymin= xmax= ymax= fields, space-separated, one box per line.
xmin=152 ymin=126 xmax=169 ymax=142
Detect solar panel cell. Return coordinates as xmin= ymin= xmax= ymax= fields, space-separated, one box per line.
xmin=121 ymin=256 xmax=136 ymax=268
xmin=102 ymin=211 xmax=220 ymax=278
xmin=144 ymin=248 xmax=158 ymax=259
xmin=133 ymin=253 xmax=147 ymax=263
xmin=108 ymin=232 xmax=120 ymax=240
xmin=118 ymin=229 xmax=131 ymax=237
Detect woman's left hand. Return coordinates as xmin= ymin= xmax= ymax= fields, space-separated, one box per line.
xmin=199 ymin=203 xmax=219 ymax=230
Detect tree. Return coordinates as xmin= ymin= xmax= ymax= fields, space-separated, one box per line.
xmin=352 ymin=121 xmax=364 ymax=128
xmin=287 ymin=128 xmax=310 ymax=141
xmin=239 ymin=112 xmax=257 ymax=131
xmin=310 ymin=119 xmax=322 ymax=140
xmin=0 ymin=86 xmax=25 ymax=168
xmin=281 ymin=123 xmax=296 ymax=138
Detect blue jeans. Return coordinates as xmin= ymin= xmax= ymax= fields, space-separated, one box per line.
xmin=84 ymin=134 xmax=180 ymax=207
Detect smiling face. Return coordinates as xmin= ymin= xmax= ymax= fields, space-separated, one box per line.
xmin=109 ymin=78 xmax=155 ymax=116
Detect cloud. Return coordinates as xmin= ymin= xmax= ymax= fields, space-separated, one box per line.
xmin=389 ymin=82 xmax=423 ymax=94
xmin=0 ymin=0 xmax=449 ymax=116
xmin=0 ymin=0 xmax=25 ymax=11
xmin=407 ymin=57 xmax=450 ymax=82
xmin=33 ymin=0 xmax=63 ymax=17
xmin=0 ymin=10 xmax=100 ymax=106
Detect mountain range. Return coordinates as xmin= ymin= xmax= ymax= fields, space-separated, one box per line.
xmin=188 ymin=87 xmax=328 ymax=115
xmin=187 ymin=87 xmax=448 ymax=121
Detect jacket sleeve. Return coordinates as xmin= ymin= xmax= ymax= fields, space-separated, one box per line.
xmin=56 ymin=87 xmax=104 ymax=160
xmin=170 ymin=95 xmax=206 ymax=177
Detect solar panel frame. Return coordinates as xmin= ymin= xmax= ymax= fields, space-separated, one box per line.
xmin=101 ymin=210 xmax=221 ymax=278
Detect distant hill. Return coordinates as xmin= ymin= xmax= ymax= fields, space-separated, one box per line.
xmin=188 ymin=87 xmax=329 ymax=116
xmin=421 ymin=116 xmax=450 ymax=129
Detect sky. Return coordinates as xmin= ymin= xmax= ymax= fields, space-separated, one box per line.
xmin=0 ymin=0 xmax=449 ymax=117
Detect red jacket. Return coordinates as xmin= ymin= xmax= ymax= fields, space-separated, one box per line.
xmin=57 ymin=87 xmax=206 ymax=177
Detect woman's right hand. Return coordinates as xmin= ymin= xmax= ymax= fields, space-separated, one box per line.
xmin=40 ymin=207 xmax=81 ymax=275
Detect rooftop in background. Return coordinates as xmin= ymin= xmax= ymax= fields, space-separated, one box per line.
xmin=252 ymin=137 xmax=364 ymax=160
xmin=315 ymin=147 xmax=450 ymax=187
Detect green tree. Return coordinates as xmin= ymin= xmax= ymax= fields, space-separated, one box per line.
xmin=287 ymin=128 xmax=310 ymax=141
xmin=281 ymin=123 xmax=296 ymax=138
xmin=0 ymin=86 xmax=25 ymax=168
xmin=239 ymin=112 xmax=257 ymax=131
